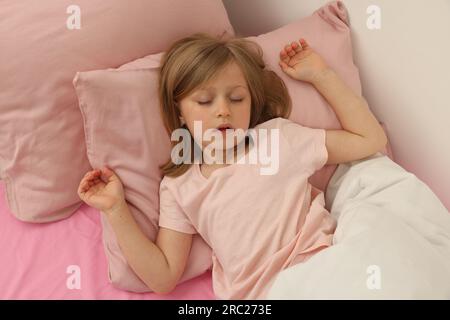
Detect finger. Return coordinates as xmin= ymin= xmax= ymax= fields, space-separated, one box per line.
xmin=299 ymin=38 xmax=309 ymax=49
xmin=101 ymin=166 xmax=116 ymax=183
xmin=77 ymin=184 xmax=84 ymax=196
xmin=82 ymin=187 xmax=93 ymax=198
xmin=284 ymin=44 xmax=293 ymax=56
xmin=79 ymin=187 xmax=88 ymax=196
xmin=82 ymin=172 xmax=91 ymax=182
xmin=91 ymin=169 xmax=101 ymax=177
xmin=89 ymin=170 xmax=101 ymax=180
xmin=84 ymin=179 xmax=101 ymax=189
xmin=83 ymin=170 xmax=97 ymax=182
xmin=285 ymin=44 xmax=295 ymax=57
xmin=292 ymin=41 xmax=302 ymax=53
xmin=85 ymin=175 xmax=98 ymax=186
xmin=80 ymin=178 xmax=88 ymax=188
xmin=83 ymin=175 xmax=94 ymax=185
xmin=84 ymin=180 xmax=92 ymax=189
xmin=280 ymin=48 xmax=290 ymax=63
xmin=79 ymin=176 xmax=94 ymax=194
xmin=78 ymin=182 xmax=88 ymax=195
xmin=84 ymin=169 xmax=98 ymax=177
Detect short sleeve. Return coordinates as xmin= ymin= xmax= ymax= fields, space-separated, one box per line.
xmin=277 ymin=118 xmax=328 ymax=175
xmin=158 ymin=178 xmax=197 ymax=234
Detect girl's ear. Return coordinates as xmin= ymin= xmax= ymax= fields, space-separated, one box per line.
xmin=174 ymin=101 xmax=185 ymax=125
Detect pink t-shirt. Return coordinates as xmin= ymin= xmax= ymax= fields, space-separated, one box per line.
xmin=158 ymin=117 xmax=337 ymax=299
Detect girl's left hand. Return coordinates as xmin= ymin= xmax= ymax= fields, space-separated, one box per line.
xmin=279 ymin=38 xmax=329 ymax=84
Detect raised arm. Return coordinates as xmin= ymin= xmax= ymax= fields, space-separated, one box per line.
xmin=279 ymin=38 xmax=387 ymax=165
xmin=312 ymin=68 xmax=387 ymax=165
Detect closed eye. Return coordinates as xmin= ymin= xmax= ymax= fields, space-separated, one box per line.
xmin=198 ymin=99 xmax=243 ymax=105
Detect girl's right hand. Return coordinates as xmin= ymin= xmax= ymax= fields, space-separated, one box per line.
xmin=77 ymin=166 xmax=125 ymax=214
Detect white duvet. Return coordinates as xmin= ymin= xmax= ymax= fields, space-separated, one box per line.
xmin=267 ymin=153 xmax=450 ymax=299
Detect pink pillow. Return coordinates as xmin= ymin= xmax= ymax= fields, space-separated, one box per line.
xmin=74 ymin=54 xmax=213 ymax=292
xmin=0 ymin=0 xmax=234 ymax=222
xmin=73 ymin=0 xmax=393 ymax=293
xmin=246 ymin=0 xmax=393 ymax=190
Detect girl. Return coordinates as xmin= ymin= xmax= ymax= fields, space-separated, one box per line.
xmin=78 ymin=33 xmax=387 ymax=299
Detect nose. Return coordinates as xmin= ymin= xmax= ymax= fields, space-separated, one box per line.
xmin=215 ymin=97 xmax=231 ymax=118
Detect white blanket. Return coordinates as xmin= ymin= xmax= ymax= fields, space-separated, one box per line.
xmin=267 ymin=153 xmax=450 ymax=299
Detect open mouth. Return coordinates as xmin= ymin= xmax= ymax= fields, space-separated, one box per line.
xmin=216 ymin=124 xmax=233 ymax=131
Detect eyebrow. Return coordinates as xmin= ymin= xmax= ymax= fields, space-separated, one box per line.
xmin=197 ymin=85 xmax=246 ymax=92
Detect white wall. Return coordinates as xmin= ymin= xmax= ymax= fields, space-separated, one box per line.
xmin=223 ymin=0 xmax=450 ymax=211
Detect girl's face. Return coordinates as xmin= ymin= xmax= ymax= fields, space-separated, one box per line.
xmin=178 ymin=60 xmax=251 ymax=151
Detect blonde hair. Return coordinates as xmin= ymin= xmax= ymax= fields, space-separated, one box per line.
xmin=158 ymin=32 xmax=292 ymax=178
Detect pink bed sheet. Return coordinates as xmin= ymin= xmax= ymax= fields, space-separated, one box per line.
xmin=0 ymin=181 xmax=215 ymax=299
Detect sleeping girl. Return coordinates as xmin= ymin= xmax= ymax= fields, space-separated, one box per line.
xmin=77 ymin=32 xmax=387 ymax=299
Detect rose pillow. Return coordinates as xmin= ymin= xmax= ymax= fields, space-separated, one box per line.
xmin=0 ymin=0 xmax=234 ymax=222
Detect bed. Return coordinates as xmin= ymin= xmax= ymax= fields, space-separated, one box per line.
xmin=1 ymin=0 xmax=449 ymax=299
xmin=0 ymin=181 xmax=215 ymax=299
